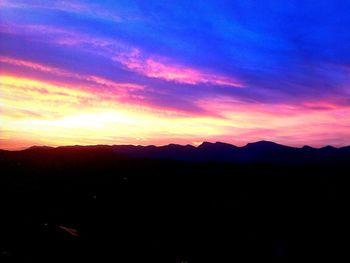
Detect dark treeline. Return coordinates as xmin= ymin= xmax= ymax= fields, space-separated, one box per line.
xmin=0 ymin=146 xmax=348 ymax=262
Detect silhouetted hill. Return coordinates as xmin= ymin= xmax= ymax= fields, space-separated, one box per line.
xmin=0 ymin=140 xmax=348 ymax=262
xmin=4 ymin=140 xmax=348 ymax=164
xmin=27 ymin=146 xmax=55 ymax=151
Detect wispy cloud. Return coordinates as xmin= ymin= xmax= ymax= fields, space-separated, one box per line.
xmin=1 ymin=23 xmax=243 ymax=88
xmin=114 ymin=49 xmax=243 ymax=87
xmin=0 ymin=0 xmax=122 ymax=22
xmin=0 ymin=56 xmax=143 ymax=91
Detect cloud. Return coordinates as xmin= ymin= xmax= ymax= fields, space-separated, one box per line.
xmin=0 ymin=0 xmax=122 ymax=22
xmin=0 ymin=56 xmax=144 ymax=91
xmin=1 ymin=23 xmax=243 ymax=88
xmin=113 ymin=49 xmax=243 ymax=87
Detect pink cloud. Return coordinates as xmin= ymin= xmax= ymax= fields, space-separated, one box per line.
xmin=194 ymin=96 xmax=350 ymax=147
xmin=0 ymin=56 xmax=68 ymax=75
xmin=113 ymin=49 xmax=243 ymax=87
xmin=0 ymin=56 xmax=143 ymax=91
xmin=0 ymin=23 xmax=242 ymax=89
xmin=197 ymin=96 xmax=350 ymax=119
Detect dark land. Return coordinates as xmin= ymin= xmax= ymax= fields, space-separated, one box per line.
xmin=0 ymin=141 xmax=348 ymax=262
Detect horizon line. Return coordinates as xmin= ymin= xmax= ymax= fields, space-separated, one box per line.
xmin=0 ymin=140 xmax=345 ymax=152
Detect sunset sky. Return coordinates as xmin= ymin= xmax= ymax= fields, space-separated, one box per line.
xmin=1 ymin=0 xmax=350 ymax=149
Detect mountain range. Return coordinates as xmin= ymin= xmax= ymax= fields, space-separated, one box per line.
xmin=3 ymin=140 xmax=350 ymax=164
xmin=0 ymin=140 xmax=347 ymax=262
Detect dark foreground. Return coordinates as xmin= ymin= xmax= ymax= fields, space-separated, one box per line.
xmin=0 ymin=147 xmax=348 ymax=262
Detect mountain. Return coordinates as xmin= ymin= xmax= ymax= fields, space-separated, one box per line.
xmin=27 ymin=146 xmax=55 ymax=151
xmin=2 ymin=140 xmax=348 ymax=164
xmin=0 ymin=140 xmax=347 ymax=262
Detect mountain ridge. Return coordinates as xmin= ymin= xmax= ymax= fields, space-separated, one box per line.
xmin=16 ymin=140 xmax=349 ymax=152
xmin=1 ymin=140 xmax=348 ymax=164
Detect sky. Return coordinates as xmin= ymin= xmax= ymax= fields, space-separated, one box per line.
xmin=1 ymin=0 xmax=350 ymax=149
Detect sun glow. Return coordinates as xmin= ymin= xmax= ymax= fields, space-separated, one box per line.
xmin=0 ymin=75 xmax=230 ymax=149
xmin=1 ymin=73 xmax=350 ymax=149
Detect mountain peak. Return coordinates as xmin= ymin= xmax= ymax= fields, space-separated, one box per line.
xmin=198 ymin=141 xmax=213 ymax=147
xmin=26 ymin=146 xmax=54 ymax=151
xmin=198 ymin=141 xmax=237 ymax=149
xmin=321 ymin=145 xmax=336 ymax=149
xmin=302 ymin=145 xmax=315 ymax=150
xmin=320 ymin=145 xmax=337 ymax=152
xmin=244 ymin=140 xmax=283 ymax=148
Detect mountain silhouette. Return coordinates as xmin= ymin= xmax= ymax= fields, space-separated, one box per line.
xmin=4 ymin=140 xmax=348 ymax=164
xmin=0 ymin=140 xmax=347 ymax=262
